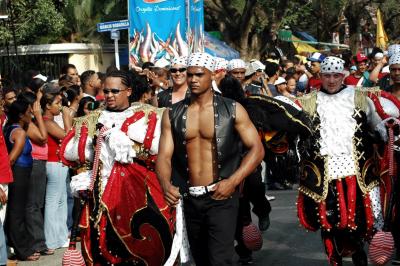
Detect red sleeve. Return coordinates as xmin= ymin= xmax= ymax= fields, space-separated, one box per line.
xmin=344 ymin=75 xmax=359 ymax=86
xmin=0 ymin=130 xmax=13 ymax=184
xmin=378 ymin=72 xmax=388 ymax=80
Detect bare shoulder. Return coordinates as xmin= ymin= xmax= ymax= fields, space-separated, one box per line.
xmin=11 ymin=127 xmax=26 ymax=139
xmin=234 ymin=102 xmax=251 ymax=122
xmin=161 ymin=107 xmax=171 ymax=127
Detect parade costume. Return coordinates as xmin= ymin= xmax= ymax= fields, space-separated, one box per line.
xmin=368 ymin=52 xmax=400 ymax=264
xmin=60 ymin=103 xmax=174 ymax=266
xmin=245 ymin=95 xmax=311 ymax=191
xmin=236 ymin=94 xmax=311 ymax=263
xmin=295 ymin=56 xmax=385 ymax=266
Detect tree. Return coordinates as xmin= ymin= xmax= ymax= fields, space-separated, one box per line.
xmin=204 ymin=0 xmax=400 ymax=59
xmin=60 ymin=0 xmax=127 ymax=43
xmin=380 ymin=0 xmax=400 ymax=43
xmin=0 ymin=0 xmax=65 ymax=46
xmin=204 ymin=0 xmax=345 ymax=59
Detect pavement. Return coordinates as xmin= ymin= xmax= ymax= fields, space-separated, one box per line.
xmin=18 ymin=190 xmax=366 ymax=265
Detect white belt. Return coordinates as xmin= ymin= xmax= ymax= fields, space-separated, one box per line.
xmin=188 ymin=184 xmax=216 ymax=197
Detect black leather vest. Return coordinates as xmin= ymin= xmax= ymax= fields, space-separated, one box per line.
xmin=157 ymin=88 xmax=173 ymax=108
xmin=169 ymin=94 xmax=242 ymax=195
xmin=157 ymin=88 xmax=191 ymax=108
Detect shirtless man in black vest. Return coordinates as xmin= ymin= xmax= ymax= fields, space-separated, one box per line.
xmin=156 ymin=53 xmax=264 ymax=265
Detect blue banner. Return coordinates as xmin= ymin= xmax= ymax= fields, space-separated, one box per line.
xmin=188 ymin=0 xmax=204 ymax=53
xmin=204 ymin=32 xmax=240 ymax=60
xmin=129 ymin=0 xmax=189 ymax=66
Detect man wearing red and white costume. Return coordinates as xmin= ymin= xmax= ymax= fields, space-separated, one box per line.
xmin=60 ymin=71 xmax=173 ymax=266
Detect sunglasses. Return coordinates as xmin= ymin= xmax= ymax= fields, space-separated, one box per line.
xmin=103 ymin=88 xmax=127 ymax=95
xmin=170 ymin=68 xmax=187 ymax=74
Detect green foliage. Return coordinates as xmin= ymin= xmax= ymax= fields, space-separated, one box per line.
xmin=380 ymin=0 xmax=400 ymax=42
xmin=0 ymin=0 xmax=127 ymax=46
xmin=61 ymin=0 xmax=126 ymax=43
xmin=0 ymin=0 xmax=66 ymax=45
xmin=279 ymin=1 xmax=314 ymax=29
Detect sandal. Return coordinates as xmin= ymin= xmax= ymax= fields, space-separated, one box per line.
xmin=39 ymin=248 xmax=55 ymax=255
xmin=24 ymin=253 xmax=40 ymax=261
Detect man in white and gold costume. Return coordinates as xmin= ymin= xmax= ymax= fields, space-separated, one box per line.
xmin=296 ymin=56 xmax=400 ymax=266
xmin=60 ymin=71 xmax=174 ymax=266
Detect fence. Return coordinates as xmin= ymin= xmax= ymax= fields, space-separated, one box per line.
xmin=0 ymin=53 xmax=68 ymax=84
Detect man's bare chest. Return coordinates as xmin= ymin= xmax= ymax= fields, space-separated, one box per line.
xmin=185 ymin=107 xmax=215 ymax=140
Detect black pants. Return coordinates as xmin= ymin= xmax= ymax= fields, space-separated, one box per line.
xmin=235 ymin=167 xmax=271 ymax=258
xmin=6 ymin=165 xmax=35 ymax=259
xmin=25 ymin=160 xmax=47 ymax=252
xmin=240 ymin=167 xmax=271 ymax=223
xmin=184 ymin=191 xmax=239 ymax=266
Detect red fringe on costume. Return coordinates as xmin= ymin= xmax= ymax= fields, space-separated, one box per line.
xmin=318 ymin=201 xmax=332 ymax=230
xmin=297 ymin=193 xmax=317 ymax=231
xmin=78 ymin=125 xmax=88 ymax=164
xmin=345 ymin=175 xmax=357 ymax=229
xmin=336 ymin=179 xmax=348 ymax=229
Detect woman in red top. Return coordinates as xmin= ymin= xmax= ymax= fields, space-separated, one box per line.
xmin=40 ymin=85 xmax=73 ymax=250
xmin=0 ymin=99 xmax=13 ymax=265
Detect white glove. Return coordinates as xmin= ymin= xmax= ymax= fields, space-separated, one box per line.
xmin=70 ymin=171 xmax=92 ymax=197
xmin=105 ymin=127 xmax=136 ymax=164
xmin=375 ymin=117 xmax=393 ymax=142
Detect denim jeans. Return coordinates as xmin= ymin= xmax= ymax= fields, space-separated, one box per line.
xmin=44 ymin=162 xmax=69 ymax=249
xmin=0 ymin=220 xmax=6 ymax=265
xmin=0 ymin=185 xmax=7 ymax=265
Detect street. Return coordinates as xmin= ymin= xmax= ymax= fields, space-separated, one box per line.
xmin=19 ymin=190 xmax=365 ymax=266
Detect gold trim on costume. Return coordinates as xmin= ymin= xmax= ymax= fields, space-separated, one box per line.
xmin=73 ymin=108 xmax=103 ymax=139
xmin=248 ymin=95 xmax=312 ymax=133
xmin=296 ymin=91 xmax=317 ymax=116
xmin=354 ymin=86 xmax=381 ymax=112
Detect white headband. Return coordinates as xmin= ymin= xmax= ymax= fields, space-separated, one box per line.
xmin=227 ymin=59 xmax=246 ymax=71
xmin=171 ymin=56 xmax=188 ymax=67
xmin=388 ymin=44 xmax=400 ymax=58
xmin=187 ymin=52 xmax=215 ymax=72
xmin=320 ymin=56 xmax=345 ymax=74
xmin=214 ymin=57 xmax=228 ymax=71
xmin=389 ymin=53 xmax=400 ymax=66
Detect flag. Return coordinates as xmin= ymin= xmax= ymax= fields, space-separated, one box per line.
xmin=376 ymin=8 xmax=389 ymax=50
xmin=292 ymin=36 xmax=318 ymax=54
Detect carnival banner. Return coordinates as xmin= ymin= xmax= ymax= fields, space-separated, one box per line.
xmin=129 ymin=0 xmax=185 ymax=66
xmin=188 ymin=0 xmax=204 ymax=53
xmin=128 ymin=0 xmax=206 ymax=67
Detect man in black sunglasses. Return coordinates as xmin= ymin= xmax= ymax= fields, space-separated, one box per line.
xmin=61 ymin=70 xmax=174 ymax=265
xmin=103 ymin=75 xmax=131 ymax=111
xmin=156 ymin=56 xmax=189 ymax=108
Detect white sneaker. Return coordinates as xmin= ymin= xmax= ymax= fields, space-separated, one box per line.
xmin=266 ymin=194 xmax=276 ymax=201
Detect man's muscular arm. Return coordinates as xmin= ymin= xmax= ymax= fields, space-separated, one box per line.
xmin=212 ymin=103 xmax=265 ymax=200
xmin=156 ymin=110 xmax=180 ymax=206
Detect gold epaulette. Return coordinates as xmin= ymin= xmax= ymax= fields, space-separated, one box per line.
xmin=130 ymin=102 xmax=166 ymax=119
xmin=296 ymin=91 xmax=317 ymax=116
xmin=73 ymin=108 xmax=103 ymax=138
xmin=354 ymin=86 xmax=381 ymax=111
